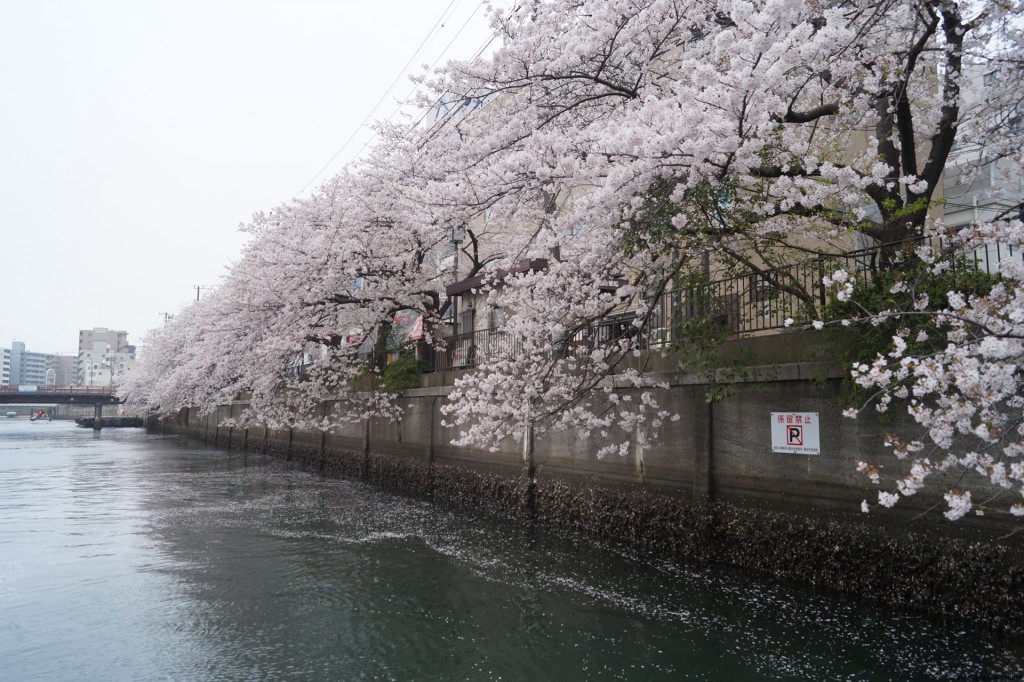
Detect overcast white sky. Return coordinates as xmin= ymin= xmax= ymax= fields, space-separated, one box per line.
xmin=0 ymin=0 xmax=498 ymax=355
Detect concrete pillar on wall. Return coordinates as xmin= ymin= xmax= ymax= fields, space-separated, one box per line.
xmin=692 ymin=387 xmax=715 ymax=501
xmin=362 ymin=417 xmax=370 ymax=456
xmin=521 ymin=414 xmax=537 ymax=515
xmin=93 ymin=403 xmax=102 ymax=431
xmin=318 ymin=402 xmax=327 ymax=472
xmin=425 ymin=396 xmax=437 ymax=465
xmin=636 ymin=431 xmax=647 ymax=485
xmin=361 ymin=418 xmax=371 ymax=477
xmin=522 ymin=420 xmax=536 ymax=480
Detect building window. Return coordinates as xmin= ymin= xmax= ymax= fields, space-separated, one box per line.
xmin=459 ymin=308 xmax=475 ymax=336
xmin=489 ymin=307 xmax=507 ymax=329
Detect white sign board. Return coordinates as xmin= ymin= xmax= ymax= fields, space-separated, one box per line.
xmin=771 ymin=412 xmax=820 ymax=455
xmin=17 ymin=385 xmax=37 ymax=393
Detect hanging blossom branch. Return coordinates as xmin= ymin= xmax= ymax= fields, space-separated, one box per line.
xmin=812 ymin=221 xmax=1024 ymax=520
xmin=122 ymin=0 xmax=1024 ymax=499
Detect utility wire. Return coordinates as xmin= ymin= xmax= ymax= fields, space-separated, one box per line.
xmin=297 ymin=0 xmax=466 ymax=194
xmin=337 ymin=0 xmax=494 ymax=167
xmin=404 ymin=3 xmax=517 ymax=144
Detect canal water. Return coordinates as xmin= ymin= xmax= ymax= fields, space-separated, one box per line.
xmin=0 ymin=420 xmax=1020 ymax=681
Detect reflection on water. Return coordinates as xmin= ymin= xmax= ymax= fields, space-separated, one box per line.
xmin=0 ymin=420 xmax=1021 ymax=681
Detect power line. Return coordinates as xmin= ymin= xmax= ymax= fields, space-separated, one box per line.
xmin=297 ymin=0 xmax=466 ymax=194
xmin=338 ymin=0 xmax=520 ymax=174
xmin=337 ymin=0 xmax=494 ymax=168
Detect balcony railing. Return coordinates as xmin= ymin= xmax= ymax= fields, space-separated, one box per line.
xmin=420 ymin=233 xmax=1021 ymax=372
xmin=425 ymin=327 xmax=523 ymax=373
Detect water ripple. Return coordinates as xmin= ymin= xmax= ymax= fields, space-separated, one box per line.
xmin=1 ymin=421 xmax=1021 ymax=681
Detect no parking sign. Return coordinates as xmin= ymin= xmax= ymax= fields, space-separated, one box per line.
xmin=770 ymin=412 xmax=821 ymax=455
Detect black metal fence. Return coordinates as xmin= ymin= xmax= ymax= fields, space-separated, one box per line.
xmin=419 ymin=235 xmax=1021 ymax=372
xmin=643 ymin=235 xmax=1021 ymax=344
xmin=425 ymin=327 xmax=525 ymax=373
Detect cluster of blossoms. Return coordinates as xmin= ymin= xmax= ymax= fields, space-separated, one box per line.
xmin=833 ymin=222 xmax=1024 ymax=520
xmin=122 ymin=0 xmax=1023 ymax=509
xmin=823 ymin=270 xmax=854 ymax=303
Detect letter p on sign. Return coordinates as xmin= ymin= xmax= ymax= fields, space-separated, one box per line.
xmin=786 ymin=425 xmax=803 ymax=446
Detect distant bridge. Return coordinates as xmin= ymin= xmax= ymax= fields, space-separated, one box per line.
xmin=0 ymin=385 xmax=123 ymax=405
xmin=0 ymin=386 xmax=125 ymax=431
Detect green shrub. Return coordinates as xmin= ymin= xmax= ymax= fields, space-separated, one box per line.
xmin=379 ymin=349 xmax=425 ymax=392
xmin=821 ymin=248 xmax=998 ymax=407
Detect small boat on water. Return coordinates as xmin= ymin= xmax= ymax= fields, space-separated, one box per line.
xmin=5 ymin=411 xmax=16 ymax=418
xmin=29 ymin=410 xmax=51 ymax=422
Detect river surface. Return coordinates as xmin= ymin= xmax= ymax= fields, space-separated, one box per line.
xmin=0 ymin=420 xmax=1021 ymax=681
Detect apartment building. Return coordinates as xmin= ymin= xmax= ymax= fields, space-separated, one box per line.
xmin=2 ymin=341 xmax=51 ymax=386
xmin=77 ymin=328 xmax=136 ymax=387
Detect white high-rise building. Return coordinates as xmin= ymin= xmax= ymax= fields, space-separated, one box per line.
xmin=2 ymin=341 xmax=51 ymax=386
xmin=77 ymin=328 xmax=136 ymax=387
xmin=942 ymin=61 xmax=1023 ymax=229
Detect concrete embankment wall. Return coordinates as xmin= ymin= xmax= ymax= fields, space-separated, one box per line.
xmin=152 ymin=331 xmax=1024 ymax=633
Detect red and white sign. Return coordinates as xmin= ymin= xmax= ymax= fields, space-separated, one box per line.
xmin=770 ymin=412 xmax=820 ymax=455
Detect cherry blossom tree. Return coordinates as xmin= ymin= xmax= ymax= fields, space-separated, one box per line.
xmin=420 ymin=0 xmax=1021 ymax=260
xmin=125 ymin=0 xmax=1024 ymax=518
xmin=413 ymin=0 xmax=1023 ymax=462
xmin=819 ymin=220 xmax=1024 ymax=520
xmin=123 ymin=148 xmax=462 ymax=428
